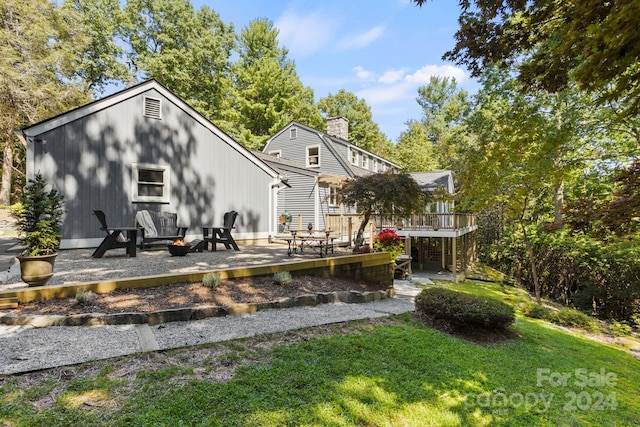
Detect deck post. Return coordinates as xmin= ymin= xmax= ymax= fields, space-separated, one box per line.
xmin=452 ymin=236 xmax=457 ymax=282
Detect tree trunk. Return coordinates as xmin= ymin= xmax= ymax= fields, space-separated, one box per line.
xmin=0 ymin=141 xmax=13 ymax=206
xmin=554 ymin=180 xmax=564 ymax=225
xmin=353 ymin=211 xmax=371 ymax=252
xmin=521 ymin=221 xmax=541 ymax=303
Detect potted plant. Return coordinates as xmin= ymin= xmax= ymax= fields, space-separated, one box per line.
xmin=12 ymin=173 xmax=65 ymax=286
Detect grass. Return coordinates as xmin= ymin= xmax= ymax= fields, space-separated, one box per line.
xmin=1 ymin=281 xmax=639 ymax=426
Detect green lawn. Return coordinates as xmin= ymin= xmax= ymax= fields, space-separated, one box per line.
xmin=1 ymin=281 xmax=639 ymax=426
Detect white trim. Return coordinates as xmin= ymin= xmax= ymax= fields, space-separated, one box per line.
xmin=268 ymin=150 xmax=281 ymax=158
xmin=350 ymin=148 xmax=358 ymax=165
xmin=306 ymin=145 xmax=320 ymax=167
xmin=131 ymin=162 xmax=171 ymax=203
xmin=362 ymin=155 xmax=369 ymax=169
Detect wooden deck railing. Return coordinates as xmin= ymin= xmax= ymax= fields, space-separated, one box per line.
xmin=324 ymin=213 xmax=476 ymax=237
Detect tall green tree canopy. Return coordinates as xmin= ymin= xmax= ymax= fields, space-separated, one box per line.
xmin=414 ymin=0 xmax=640 ymax=117
xmin=318 ymin=89 xmax=392 ymax=157
xmin=232 ymin=18 xmax=323 ymax=150
xmin=0 ymin=0 xmax=90 ymax=205
xmin=123 ymin=0 xmax=236 ymax=130
xmin=392 ymin=120 xmax=439 ymax=172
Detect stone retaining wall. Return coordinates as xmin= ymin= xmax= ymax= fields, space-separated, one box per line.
xmin=0 ymin=288 xmax=395 ymax=328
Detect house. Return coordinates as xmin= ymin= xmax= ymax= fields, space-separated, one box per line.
xmin=262 ymin=117 xmax=401 ymax=232
xmin=263 ymin=118 xmax=477 ymax=278
xmin=16 ymin=79 xmax=287 ymax=249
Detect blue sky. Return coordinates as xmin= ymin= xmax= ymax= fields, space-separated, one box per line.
xmin=197 ymin=0 xmax=477 ymax=142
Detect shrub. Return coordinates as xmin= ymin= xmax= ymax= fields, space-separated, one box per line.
xmin=75 ymin=289 xmax=97 ymax=305
xmin=273 ymin=271 xmax=292 ymax=286
xmin=374 ymin=228 xmax=405 ymax=260
xmin=415 ymin=287 xmax=515 ymax=331
xmin=608 ymin=321 xmax=632 ymax=337
xmin=203 ymin=273 xmax=222 ymax=289
xmin=521 ymin=301 xmax=550 ymax=319
xmin=546 ymin=308 xmax=600 ymax=333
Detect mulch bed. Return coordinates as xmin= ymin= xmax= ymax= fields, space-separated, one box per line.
xmin=8 ymin=275 xmax=388 ymax=316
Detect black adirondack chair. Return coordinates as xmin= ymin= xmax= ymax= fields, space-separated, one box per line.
xmin=91 ymin=209 xmax=139 ymax=258
xmin=203 ymin=210 xmax=239 ymax=251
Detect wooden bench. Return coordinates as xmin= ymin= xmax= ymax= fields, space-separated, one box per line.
xmin=135 ymin=210 xmax=188 ymax=250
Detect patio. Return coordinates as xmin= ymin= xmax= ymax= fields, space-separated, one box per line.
xmin=1 ymin=243 xmax=355 ymax=290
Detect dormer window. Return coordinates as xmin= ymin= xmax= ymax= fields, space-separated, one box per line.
xmin=373 ymin=159 xmax=378 ymax=172
xmin=362 ymin=155 xmax=369 ymax=169
xmin=307 ymin=146 xmax=320 ymax=167
xmin=350 ymin=149 xmax=358 ymax=165
xmin=290 ymin=128 xmax=297 ymax=139
xmin=269 ymin=150 xmax=281 ymax=159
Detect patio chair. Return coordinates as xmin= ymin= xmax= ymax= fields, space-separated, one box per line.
xmin=91 ymin=209 xmax=139 ymax=258
xmin=203 ymin=210 xmax=239 ymax=251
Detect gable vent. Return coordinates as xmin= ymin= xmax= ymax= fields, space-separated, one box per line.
xmin=143 ymin=97 xmax=162 ymax=119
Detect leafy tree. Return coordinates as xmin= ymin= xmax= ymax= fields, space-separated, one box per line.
xmin=414 ymin=76 xmax=471 ymax=171
xmin=413 ymin=0 xmax=640 ymax=117
xmin=392 ymin=120 xmax=439 ymax=172
xmin=123 ymin=0 xmax=237 ymax=130
xmin=318 ymin=89 xmax=392 ymax=157
xmin=232 ymin=19 xmax=323 ymax=150
xmin=338 ymin=172 xmax=427 ymax=251
xmin=0 ymin=0 xmax=90 ymax=205
xmin=62 ymin=0 xmax=130 ymax=94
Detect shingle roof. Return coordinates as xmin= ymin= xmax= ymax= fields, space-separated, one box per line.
xmin=409 ymin=171 xmax=454 ymax=192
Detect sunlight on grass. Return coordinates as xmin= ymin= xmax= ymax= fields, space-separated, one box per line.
xmin=59 ymin=389 xmax=109 ymax=409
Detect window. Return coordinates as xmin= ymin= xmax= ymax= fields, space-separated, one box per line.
xmin=132 ymin=163 xmax=171 ymax=203
xmin=362 ymin=155 xmax=369 ymax=169
xmin=350 ymin=149 xmax=358 ymax=164
xmin=290 ymin=128 xmax=297 ymax=139
xmin=328 ymin=186 xmax=338 ymax=206
xmin=269 ymin=150 xmax=281 ymax=158
xmin=372 ymin=159 xmax=378 ymax=172
xmin=307 ymin=146 xmax=320 ymax=167
xmin=143 ymin=97 xmax=162 ymax=119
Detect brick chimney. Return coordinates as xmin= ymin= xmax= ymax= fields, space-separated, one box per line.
xmin=326 ymin=116 xmax=349 ymax=141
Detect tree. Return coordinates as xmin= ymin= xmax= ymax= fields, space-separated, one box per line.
xmin=413 ymin=0 xmax=640 ymax=117
xmin=63 ymin=0 xmax=130 ymax=94
xmin=338 ymin=172 xmax=427 ymax=251
xmin=318 ymin=89 xmax=392 ymax=157
xmin=0 ymin=0 xmax=90 ymax=205
xmin=232 ymin=19 xmax=323 ymax=150
xmin=414 ymin=76 xmax=471 ymax=171
xmin=392 ymin=120 xmax=439 ymax=172
xmin=123 ymin=0 xmax=237 ymax=130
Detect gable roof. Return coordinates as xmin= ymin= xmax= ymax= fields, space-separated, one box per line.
xmin=266 ymin=121 xmax=401 ymax=177
xmin=17 ymin=79 xmax=280 ymax=179
xmin=409 ymin=171 xmax=454 ymax=193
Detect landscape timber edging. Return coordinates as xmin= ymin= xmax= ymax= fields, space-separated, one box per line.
xmin=0 ymin=288 xmax=395 ymax=328
xmin=0 ymin=252 xmax=394 ymax=304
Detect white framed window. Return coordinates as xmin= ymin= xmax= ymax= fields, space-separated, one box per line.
xmin=290 ymin=128 xmax=297 ymax=139
xmin=372 ymin=159 xmax=378 ymax=172
xmin=143 ymin=97 xmax=162 ymax=120
xmin=132 ymin=163 xmax=171 ymax=203
xmin=350 ymin=148 xmax=358 ymax=164
xmin=307 ymin=145 xmax=320 ymax=167
xmin=269 ymin=150 xmax=281 ymax=158
xmin=328 ymin=186 xmax=338 ymax=207
xmin=362 ymin=155 xmax=369 ymax=169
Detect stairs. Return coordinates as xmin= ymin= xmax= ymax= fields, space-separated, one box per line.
xmin=0 ymin=296 xmax=18 ymax=310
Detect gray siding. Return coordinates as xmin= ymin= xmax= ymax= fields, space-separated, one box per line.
xmin=30 ymin=87 xmax=274 ymax=244
xmin=265 ymin=125 xmax=352 ymax=177
xmin=276 ymin=170 xmax=317 ymax=230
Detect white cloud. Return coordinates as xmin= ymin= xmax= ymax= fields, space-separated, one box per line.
xmin=378 ymin=68 xmax=408 ymax=84
xmin=356 ymin=83 xmax=414 ymax=105
xmin=404 ymin=65 xmax=467 ymax=84
xmin=353 ymin=66 xmax=377 ymax=81
xmin=275 ymin=8 xmax=337 ymax=57
xmin=337 ymin=25 xmax=385 ymax=50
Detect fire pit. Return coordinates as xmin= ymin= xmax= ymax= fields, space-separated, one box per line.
xmin=167 ymin=239 xmax=190 ymax=256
